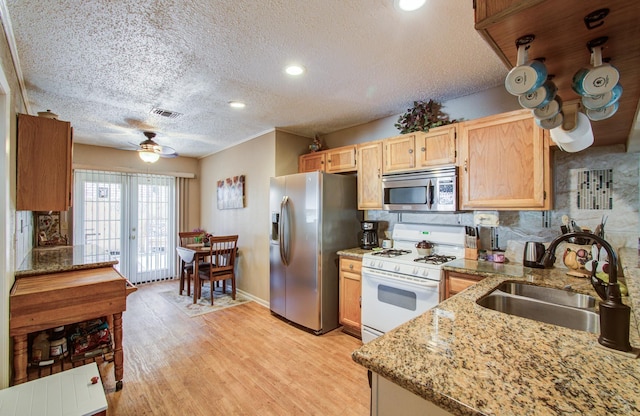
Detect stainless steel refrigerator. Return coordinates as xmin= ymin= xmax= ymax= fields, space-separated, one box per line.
xmin=269 ymin=171 xmax=359 ymax=334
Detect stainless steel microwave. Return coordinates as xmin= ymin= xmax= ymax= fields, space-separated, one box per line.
xmin=381 ymin=166 xmax=458 ymax=212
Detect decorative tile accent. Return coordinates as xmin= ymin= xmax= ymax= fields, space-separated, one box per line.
xmin=577 ymin=169 xmax=613 ymax=210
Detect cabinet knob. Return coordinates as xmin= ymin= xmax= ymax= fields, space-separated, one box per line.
xmin=349 ymin=264 xmax=353 ymax=270
xmin=464 ymin=159 xmax=468 ymax=172
xmin=408 ymin=149 xmax=413 ymax=154
xmin=421 ymin=147 xmax=426 ymax=152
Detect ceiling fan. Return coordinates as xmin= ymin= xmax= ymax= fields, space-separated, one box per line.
xmin=135 ymin=131 xmax=178 ymax=163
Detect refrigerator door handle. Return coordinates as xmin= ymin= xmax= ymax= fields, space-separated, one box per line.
xmin=279 ymin=195 xmax=290 ymax=266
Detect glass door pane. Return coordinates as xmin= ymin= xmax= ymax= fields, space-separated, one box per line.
xmin=74 ymin=170 xmax=176 ymax=284
xmin=131 ymin=175 xmax=175 ymax=283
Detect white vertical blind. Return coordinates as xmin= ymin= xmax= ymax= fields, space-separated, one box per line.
xmin=74 ymin=170 xmax=176 ymax=284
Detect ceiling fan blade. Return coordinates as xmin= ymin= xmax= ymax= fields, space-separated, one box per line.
xmin=154 ymin=144 xmax=178 ymax=157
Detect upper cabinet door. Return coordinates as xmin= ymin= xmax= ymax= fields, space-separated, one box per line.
xmin=357 ymin=141 xmax=383 ymax=210
xmin=326 ymin=145 xmax=357 ymax=173
xmin=458 ymin=109 xmax=552 ymax=210
xmin=17 ymin=114 xmax=73 ymax=211
xmin=383 ymin=133 xmax=417 ymax=173
xmin=416 ymin=125 xmax=457 ymax=168
xmin=299 ymin=152 xmax=326 ymax=173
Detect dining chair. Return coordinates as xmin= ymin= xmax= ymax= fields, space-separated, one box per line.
xmin=198 ymin=235 xmax=238 ymax=305
xmin=178 ymin=231 xmax=210 ymax=296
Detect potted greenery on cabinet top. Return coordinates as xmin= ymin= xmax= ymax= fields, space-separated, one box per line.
xmin=395 ymin=99 xmax=458 ymax=134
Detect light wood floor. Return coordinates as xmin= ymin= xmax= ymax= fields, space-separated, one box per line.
xmin=101 ymin=280 xmax=370 ymax=415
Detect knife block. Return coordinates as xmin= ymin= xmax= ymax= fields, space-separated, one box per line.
xmin=465 ymin=248 xmax=478 ymax=260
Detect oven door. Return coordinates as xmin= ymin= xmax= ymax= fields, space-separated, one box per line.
xmin=361 ymin=267 xmax=440 ymax=340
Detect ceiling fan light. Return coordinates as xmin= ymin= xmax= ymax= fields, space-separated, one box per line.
xmin=139 ymin=150 xmax=160 ymax=163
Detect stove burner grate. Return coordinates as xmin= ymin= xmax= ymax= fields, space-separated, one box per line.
xmin=371 ymin=249 xmax=411 ymax=257
xmin=414 ymin=254 xmax=457 ymax=265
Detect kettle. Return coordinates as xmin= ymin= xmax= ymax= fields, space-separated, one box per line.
xmin=523 ymin=241 xmax=545 ymax=268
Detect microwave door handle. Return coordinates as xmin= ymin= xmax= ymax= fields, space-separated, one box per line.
xmin=427 ymin=180 xmax=434 ymax=209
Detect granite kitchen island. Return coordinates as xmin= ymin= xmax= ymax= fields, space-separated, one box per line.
xmin=352 ymin=248 xmax=640 ymax=415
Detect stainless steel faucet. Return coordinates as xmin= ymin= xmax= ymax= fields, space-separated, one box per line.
xmin=539 ymin=232 xmax=632 ymax=352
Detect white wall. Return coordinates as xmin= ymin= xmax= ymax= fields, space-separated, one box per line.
xmin=0 ymin=16 xmax=29 ymax=387
xmin=199 ymin=129 xmax=310 ymax=303
xmin=322 ymin=86 xmax=519 ymax=148
xmin=199 ymin=131 xmax=276 ymax=303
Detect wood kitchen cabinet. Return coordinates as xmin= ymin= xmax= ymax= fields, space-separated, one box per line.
xmin=458 ymin=109 xmax=552 ymax=210
xmin=383 ymin=132 xmax=419 ymax=173
xmin=325 ymin=145 xmax=357 ymax=173
xmin=441 ymin=270 xmax=484 ymax=301
xmin=17 ymin=113 xmax=73 ymax=211
xmin=298 ymin=145 xmax=357 ymax=173
xmin=383 ymin=128 xmax=456 ymax=174
xmin=415 ymin=125 xmax=457 ymax=168
xmin=357 ymin=141 xmax=383 ymax=210
xmin=299 ymin=152 xmax=326 ymax=172
xmin=339 ymin=256 xmax=362 ymax=338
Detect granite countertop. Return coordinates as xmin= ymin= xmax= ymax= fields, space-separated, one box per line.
xmin=15 ymin=245 xmax=118 ymax=277
xmin=352 ymin=247 xmax=640 ymax=415
xmin=337 ymin=247 xmax=372 ymax=259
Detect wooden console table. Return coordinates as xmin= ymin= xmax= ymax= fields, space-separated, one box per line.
xmin=9 ymin=266 xmax=136 ymax=390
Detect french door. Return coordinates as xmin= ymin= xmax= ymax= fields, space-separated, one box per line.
xmin=73 ymin=170 xmax=176 ymax=284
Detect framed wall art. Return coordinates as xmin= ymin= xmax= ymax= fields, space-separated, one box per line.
xmin=217 ymin=175 xmax=245 ymax=209
xmin=35 ymin=211 xmax=68 ymax=246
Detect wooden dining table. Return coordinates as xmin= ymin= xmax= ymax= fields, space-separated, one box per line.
xmin=176 ymin=243 xmax=210 ymax=304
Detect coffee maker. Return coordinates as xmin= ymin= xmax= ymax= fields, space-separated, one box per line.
xmin=360 ymin=221 xmax=379 ymax=249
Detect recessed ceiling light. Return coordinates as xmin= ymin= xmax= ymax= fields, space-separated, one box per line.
xmin=395 ymin=0 xmax=426 ymax=12
xmin=229 ymin=101 xmax=246 ymax=109
xmin=285 ymin=65 xmax=305 ymax=76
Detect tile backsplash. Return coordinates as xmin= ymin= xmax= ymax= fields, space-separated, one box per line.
xmin=14 ymin=210 xmax=33 ymax=268
xmin=367 ymin=144 xmax=639 ymax=262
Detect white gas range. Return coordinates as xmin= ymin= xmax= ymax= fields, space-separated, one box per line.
xmin=361 ymin=223 xmax=466 ymax=343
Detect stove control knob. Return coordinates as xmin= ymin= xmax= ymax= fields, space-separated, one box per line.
xmin=394 ymin=265 xmax=400 ymax=272
xmin=377 ymin=261 xmax=383 ymax=268
xmin=422 ymin=269 xmax=429 ymax=277
xmin=412 ymin=267 xmax=418 ymax=275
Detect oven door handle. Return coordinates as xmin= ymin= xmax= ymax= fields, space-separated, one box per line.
xmin=362 ymin=267 xmax=439 ymax=289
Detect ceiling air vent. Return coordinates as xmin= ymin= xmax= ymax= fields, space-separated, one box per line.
xmin=150 ymin=107 xmax=183 ymax=119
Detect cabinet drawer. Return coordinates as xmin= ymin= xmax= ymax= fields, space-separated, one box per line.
xmin=340 ymin=257 xmax=362 ymax=275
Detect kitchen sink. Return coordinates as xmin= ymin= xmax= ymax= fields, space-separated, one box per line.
xmin=496 ymin=282 xmax=597 ymax=309
xmin=477 ymin=282 xmax=600 ymax=334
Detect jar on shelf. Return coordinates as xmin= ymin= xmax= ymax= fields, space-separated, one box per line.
xmin=49 ymin=326 xmax=68 ymax=359
xmin=32 ymin=331 xmax=50 ymax=362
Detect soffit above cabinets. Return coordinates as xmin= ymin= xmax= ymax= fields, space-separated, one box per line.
xmin=475 ymin=0 xmax=640 ymax=150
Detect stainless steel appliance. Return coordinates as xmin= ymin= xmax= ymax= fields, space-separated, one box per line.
xmin=360 ymin=221 xmax=379 ymax=249
xmin=382 ymin=166 xmax=458 ymax=212
xmin=523 ymin=241 xmax=546 ymax=268
xmin=361 ymin=223 xmax=465 ymax=343
xmin=269 ymin=171 xmax=359 ymax=335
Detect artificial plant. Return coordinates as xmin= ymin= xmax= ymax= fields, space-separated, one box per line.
xmin=394 ymin=99 xmax=457 ymax=134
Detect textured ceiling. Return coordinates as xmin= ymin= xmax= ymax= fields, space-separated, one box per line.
xmin=4 ymin=0 xmax=507 ymax=158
